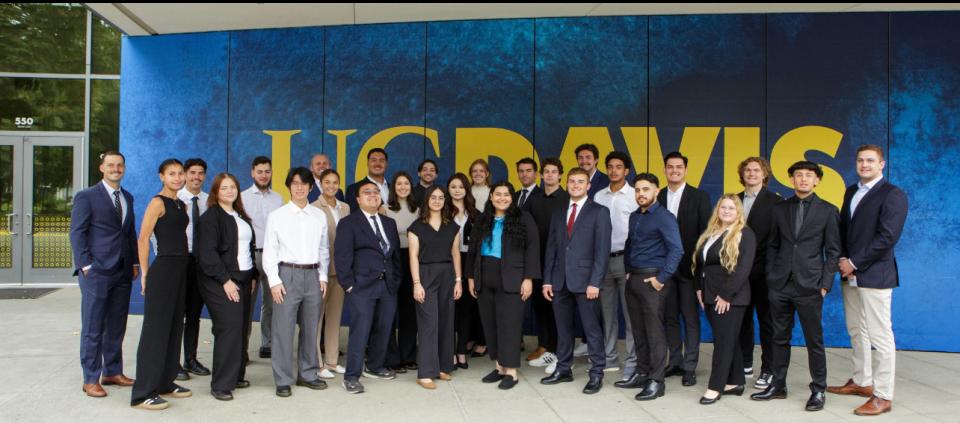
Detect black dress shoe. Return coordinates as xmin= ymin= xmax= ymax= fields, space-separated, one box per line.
xmin=388 ymin=365 xmax=408 ymax=374
xmin=456 ymin=361 xmax=469 ymax=370
xmin=664 ymin=365 xmax=684 ymax=377
xmin=176 ymin=369 xmax=190 ymax=381
xmin=363 ymin=367 xmax=397 ymax=380
xmin=404 ymin=363 xmax=418 ymax=371
xmin=296 ymin=379 xmax=328 ymax=390
xmin=471 ymin=349 xmax=488 ymax=358
xmin=682 ymin=371 xmax=697 ymax=386
xmin=751 ymin=385 xmax=787 ymax=401
xmin=276 ymin=385 xmax=291 ymax=397
xmin=184 ymin=359 xmax=211 ymax=376
xmin=259 ymin=347 xmax=271 ymax=359
xmin=235 ymin=380 xmax=250 ymax=389
xmin=540 ymin=371 xmax=573 ymax=385
xmin=211 ymin=390 xmax=233 ymax=401
xmin=723 ymin=385 xmax=745 ymax=396
xmin=635 ymin=380 xmax=665 ymax=401
xmin=481 ymin=370 xmax=504 ymax=383
xmin=614 ymin=373 xmax=646 ymax=389
xmin=498 ymin=375 xmax=518 ymax=390
xmin=699 ymin=392 xmax=721 ymax=405
xmin=805 ymin=391 xmax=826 ymax=411
xmin=582 ymin=377 xmax=603 ymax=394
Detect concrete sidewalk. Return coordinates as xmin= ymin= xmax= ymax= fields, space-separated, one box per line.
xmin=2 ymin=287 xmax=957 ymax=422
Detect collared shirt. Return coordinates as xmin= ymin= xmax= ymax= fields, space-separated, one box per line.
xmin=227 ymin=209 xmax=254 ymax=271
xmin=101 ymin=180 xmax=128 ymax=225
xmin=666 ymin=182 xmax=686 ymax=218
xmin=177 ymin=187 xmax=209 ymax=253
xmin=742 ymin=188 xmax=760 ymax=218
xmin=625 ymin=201 xmax=684 ymax=284
xmin=594 ymin=184 xmax=638 ymax=251
xmin=702 ymin=231 xmax=725 ymax=261
xmin=850 ymin=175 xmax=883 ymax=217
xmin=241 ymin=185 xmax=284 ymax=249
xmin=518 ymin=184 xmax=537 ymax=208
xmin=362 ymin=209 xmax=391 ymax=252
xmin=566 ymin=197 xmax=588 ymax=226
xmin=262 ymin=202 xmax=330 ymax=287
xmin=481 ymin=216 xmax=505 ymax=258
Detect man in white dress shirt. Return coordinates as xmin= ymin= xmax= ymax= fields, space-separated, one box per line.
xmin=177 ymin=158 xmax=211 ymax=379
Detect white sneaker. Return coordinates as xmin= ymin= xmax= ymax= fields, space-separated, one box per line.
xmin=529 ymin=352 xmax=557 ymax=367
xmin=744 ymin=367 xmax=754 ymax=378
xmin=573 ymin=343 xmax=589 ymax=358
xmin=331 ymin=365 xmax=346 ymax=374
xmin=318 ymin=368 xmax=336 ymax=379
xmin=546 ymin=362 xmax=573 ymax=375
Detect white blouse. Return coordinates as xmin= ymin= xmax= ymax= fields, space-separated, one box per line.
xmin=230 ymin=210 xmax=254 ymax=271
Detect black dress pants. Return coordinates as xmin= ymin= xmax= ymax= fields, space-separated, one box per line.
xmin=415 ymin=262 xmax=456 ymax=378
xmin=387 ymin=248 xmax=418 ymax=367
xmin=182 ymin=255 xmax=205 ymax=364
xmin=624 ymin=271 xmax=668 ymax=382
xmin=769 ymin=282 xmax=827 ymax=392
xmin=198 ymin=269 xmax=254 ymax=392
xmin=665 ymin=274 xmax=700 ymax=371
xmin=705 ymin=305 xmax=746 ymax=391
xmin=476 ymin=257 xmax=524 ymax=369
xmin=739 ymin=275 xmax=774 ymax=373
xmin=532 ymin=278 xmax=558 ymax=352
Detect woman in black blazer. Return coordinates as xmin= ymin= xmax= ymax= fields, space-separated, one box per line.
xmin=196 ymin=172 xmax=258 ymax=401
xmin=448 ymin=173 xmax=481 ymax=369
xmin=465 ymin=181 xmax=540 ymax=390
xmin=693 ymin=194 xmax=756 ymax=404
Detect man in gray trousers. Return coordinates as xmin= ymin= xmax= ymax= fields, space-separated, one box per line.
xmin=262 ymin=167 xmax=330 ymax=397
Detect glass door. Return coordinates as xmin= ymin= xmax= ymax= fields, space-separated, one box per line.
xmin=0 ymin=137 xmax=22 ymax=285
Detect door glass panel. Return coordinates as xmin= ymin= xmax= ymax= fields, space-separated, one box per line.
xmin=0 ymin=145 xmax=13 ymax=269
xmin=31 ymin=145 xmax=73 ymax=268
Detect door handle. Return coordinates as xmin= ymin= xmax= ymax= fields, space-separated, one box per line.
xmin=25 ymin=213 xmax=32 ymax=235
xmin=4 ymin=213 xmax=15 ymax=236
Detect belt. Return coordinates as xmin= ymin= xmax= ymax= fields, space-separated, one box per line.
xmin=610 ymin=250 xmax=625 ymax=258
xmin=629 ymin=267 xmax=660 ymax=274
xmin=279 ymin=262 xmax=319 ymax=270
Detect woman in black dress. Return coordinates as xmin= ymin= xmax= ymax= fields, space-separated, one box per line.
xmin=196 ymin=172 xmax=257 ymax=401
xmin=132 ymin=159 xmax=191 ymax=410
xmin=408 ymin=185 xmax=462 ymax=389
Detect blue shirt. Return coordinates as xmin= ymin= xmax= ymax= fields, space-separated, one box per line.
xmin=481 ymin=216 xmax=505 ymax=259
xmin=624 ymin=201 xmax=684 ymax=283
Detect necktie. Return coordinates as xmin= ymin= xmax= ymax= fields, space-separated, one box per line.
xmin=371 ymin=216 xmax=388 ymax=254
xmin=518 ymin=189 xmax=529 ymax=208
xmin=191 ymin=196 xmax=200 ymax=253
xmin=113 ymin=190 xmax=123 ymax=221
xmin=794 ymin=199 xmax=806 ymax=238
xmin=567 ymin=203 xmax=578 ymax=237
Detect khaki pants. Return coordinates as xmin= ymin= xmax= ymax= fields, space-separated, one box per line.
xmin=319 ymin=275 xmax=345 ymax=367
xmin=842 ymin=284 xmax=895 ymax=400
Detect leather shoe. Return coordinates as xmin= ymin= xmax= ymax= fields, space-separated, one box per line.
xmin=481 ymin=370 xmax=504 ymax=383
xmin=276 ymin=385 xmax=291 ymax=397
xmin=456 ymin=361 xmax=469 ymax=370
xmin=751 ymin=385 xmax=787 ymax=401
xmin=827 ymin=379 xmax=874 ymax=398
xmin=498 ymin=375 xmax=518 ymax=390
xmin=635 ymin=380 xmax=665 ymax=401
xmin=259 ymin=347 xmax=271 ymax=359
xmin=183 ymin=359 xmax=211 ymax=376
xmin=664 ymin=365 xmax=684 ymax=377
xmin=805 ymin=391 xmax=826 ymax=411
xmin=699 ymin=391 xmax=721 ymax=405
xmin=416 ymin=379 xmax=437 ymax=390
xmin=614 ymin=373 xmax=646 ymax=389
xmin=101 ymin=374 xmax=134 ymax=386
xmin=82 ymin=383 xmax=107 ymax=398
xmin=175 ymin=369 xmax=190 ymax=381
xmin=235 ymin=380 xmax=251 ymax=389
xmin=296 ymin=379 xmax=328 ymax=390
xmin=540 ymin=371 xmax=573 ymax=385
xmin=211 ymin=390 xmax=233 ymax=401
xmin=582 ymin=377 xmax=603 ymax=394
xmin=854 ymin=396 xmax=892 ymax=416
xmin=723 ymin=385 xmax=745 ymax=396
xmin=682 ymin=371 xmax=697 ymax=386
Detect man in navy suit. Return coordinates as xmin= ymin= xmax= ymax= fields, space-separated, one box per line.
xmin=540 ymin=167 xmax=612 ymax=395
xmin=575 ymin=144 xmax=610 ymax=200
xmin=70 ymin=151 xmax=139 ymax=398
xmin=828 ymin=145 xmax=907 ymax=416
xmin=335 ymin=179 xmax=403 ymax=394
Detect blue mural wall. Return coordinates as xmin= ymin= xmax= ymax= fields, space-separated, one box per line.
xmin=120 ymin=12 xmax=960 ymax=352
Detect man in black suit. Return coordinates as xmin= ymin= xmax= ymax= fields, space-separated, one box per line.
xmin=514 ymin=157 xmax=542 ymax=212
xmin=345 ymin=148 xmax=389 ymax=213
xmin=828 ymin=145 xmax=907 ymax=416
xmin=736 ymin=157 xmax=783 ymax=390
xmin=307 ymin=153 xmax=344 ymax=203
xmin=657 ymin=151 xmax=711 ymax=386
xmin=411 ymin=159 xmax=438 ymax=207
xmin=575 ymin=143 xmax=609 ymax=200
xmin=751 ymin=161 xmax=840 ymax=412
xmin=540 ymin=167 xmax=612 ymax=395
xmin=335 ymin=179 xmax=403 ymax=394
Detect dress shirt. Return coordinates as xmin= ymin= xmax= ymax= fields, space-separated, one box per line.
xmin=850 ymin=175 xmax=883 ymax=217
xmin=227 ymin=210 xmax=254 ymax=271
xmin=666 ymin=182 xmax=686 ymax=218
xmin=625 ymin=201 xmax=684 ymax=284
xmin=262 ymin=202 xmax=330 ymax=287
xmin=362 ymin=209 xmax=391 ymax=252
xmin=742 ymin=188 xmax=759 ymax=218
xmin=594 ymin=184 xmax=638 ymax=251
xmin=241 ymin=185 xmax=284 ymax=249
xmin=518 ymin=184 xmax=537 ymax=208
xmin=566 ymin=197 xmax=588 ymax=225
xmin=364 ymin=176 xmax=390 ymax=204
xmin=101 ymin=180 xmax=128 ymax=225
xmin=177 ymin=187 xmax=209 ymax=253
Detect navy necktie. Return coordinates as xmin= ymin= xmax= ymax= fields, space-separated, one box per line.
xmin=371 ymin=216 xmax=388 ymax=254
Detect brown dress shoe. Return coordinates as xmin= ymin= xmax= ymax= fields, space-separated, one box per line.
xmin=526 ymin=346 xmax=547 ymax=361
xmin=82 ymin=383 xmax=107 ymax=398
xmin=416 ymin=379 xmax=437 ymax=390
xmin=438 ymin=372 xmax=452 ymax=381
xmin=827 ymin=379 xmax=874 ymax=397
xmin=854 ymin=396 xmax=892 ymax=416
xmin=101 ymin=374 xmax=135 ymax=387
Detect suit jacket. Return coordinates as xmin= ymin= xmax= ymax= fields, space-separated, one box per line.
xmin=307 ymin=181 xmax=344 ymax=204
xmin=514 ymin=185 xmax=542 ymax=214
xmin=657 ymin=184 xmax=711 ymax=280
xmin=69 ymin=183 xmax=138 ymax=276
xmin=587 ymin=170 xmax=609 ymax=199
xmin=196 ymin=205 xmax=258 ymax=284
xmin=695 ymin=228 xmax=756 ymax=306
xmin=334 ymin=210 xmax=403 ymax=298
xmin=543 ymin=199 xmax=612 ymax=293
xmin=839 ymin=178 xmax=908 ymax=289
xmin=739 ymin=188 xmax=783 ymax=282
xmin=465 ymin=211 xmax=541 ymax=293
xmin=766 ymin=193 xmax=841 ymax=292
xmin=312 ymin=198 xmax=351 ymax=277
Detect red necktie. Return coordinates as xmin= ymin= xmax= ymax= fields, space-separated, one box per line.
xmin=567 ymin=203 xmax=578 ymax=237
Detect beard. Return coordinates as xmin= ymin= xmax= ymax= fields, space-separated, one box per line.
xmin=254 ymin=180 xmax=270 ymax=190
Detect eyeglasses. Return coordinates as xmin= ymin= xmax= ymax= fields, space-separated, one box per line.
xmin=361 ymin=189 xmax=381 ymax=196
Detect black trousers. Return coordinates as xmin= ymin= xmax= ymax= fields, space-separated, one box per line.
xmin=705 ymin=305 xmax=746 ymax=391
xmin=769 ymin=282 xmax=827 ymax=392
xmin=476 ymin=257 xmax=524 ymax=369
xmin=625 ymin=271 xmax=668 ymax=382
xmin=455 ymin=253 xmax=482 ymax=354
xmin=740 ymin=275 xmax=774 ymax=373
xmin=415 ymin=262 xmax=456 ymax=378
xmin=665 ymin=274 xmax=700 ymax=371
xmin=131 ymin=256 xmax=189 ymax=405
xmin=387 ymin=248 xmax=418 ymax=367
xmin=553 ymin=287 xmax=605 ymax=377
xmin=182 ymin=255 xmax=205 ymax=363
xmin=532 ymin=278 xmax=558 ymax=352
xmin=198 ymin=269 xmax=254 ymax=392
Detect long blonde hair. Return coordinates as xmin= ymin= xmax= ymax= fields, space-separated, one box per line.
xmin=692 ymin=194 xmax=747 ymax=275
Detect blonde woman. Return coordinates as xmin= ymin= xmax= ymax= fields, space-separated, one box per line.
xmin=692 ymin=194 xmax=756 ymax=405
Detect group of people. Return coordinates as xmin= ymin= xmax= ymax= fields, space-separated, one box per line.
xmin=69 ymin=142 xmax=906 ymax=417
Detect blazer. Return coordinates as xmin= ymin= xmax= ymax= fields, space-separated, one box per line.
xmin=657 ymin=184 xmax=711 ymax=280
xmin=334 ymin=210 xmax=403 ymax=298
xmin=587 ymin=170 xmax=610 ymax=199
xmin=695 ymin=228 xmax=756 ymax=306
xmin=312 ymin=198 xmax=351 ymax=277
xmin=69 ymin=182 xmax=138 ymax=276
xmin=738 ymin=188 xmax=784 ymax=282
xmin=465 ymin=211 xmax=541 ymax=293
xmin=839 ymin=178 xmax=908 ymax=289
xmin=766 ymin=193 xmax=841 ymax=292
xmin=514 ymin=185 xmax=542 ymax=214
xmin=542 ymin=199 xmax=612 ymax=293
xmin=196 ymin=205 xmax=258 ymax=284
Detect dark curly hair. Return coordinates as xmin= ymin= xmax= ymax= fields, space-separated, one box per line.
xmin=470 ymin=181 xmax=527 ymax=252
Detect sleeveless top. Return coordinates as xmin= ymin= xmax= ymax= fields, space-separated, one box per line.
xmin=154 ymin=195 xmax=189 ymax=257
